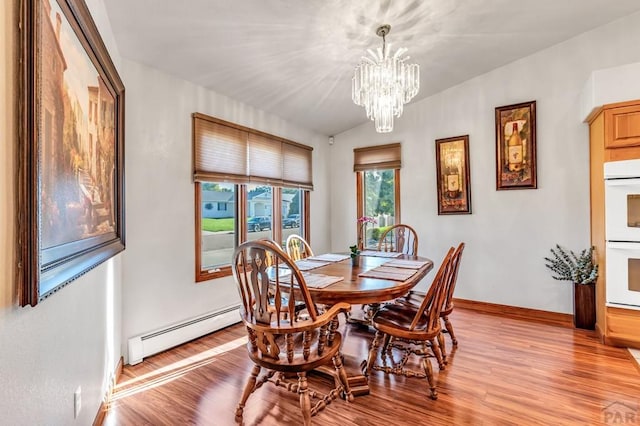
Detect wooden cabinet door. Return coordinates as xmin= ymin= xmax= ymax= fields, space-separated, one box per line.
xmin=605 ymin=104 xmax=640 ymax=149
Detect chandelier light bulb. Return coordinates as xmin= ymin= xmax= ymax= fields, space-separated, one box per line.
xmin=352 ymin=25 xmax=420 ymax=133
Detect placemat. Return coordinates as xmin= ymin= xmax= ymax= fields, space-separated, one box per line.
xmin=383 ymin=259 xmax=430 ymax=269
xmin=302 ymin=272 xmax=344 ymax=288
xmin=359 ymin=250 xmax=403 ymax=258
xmin=306 ymin=253 xmax=351 ymax=262
xmin=358 ymin=266 xmax=417 ymax=281
xmin=294 ymin=259 xmax=331 ymax=271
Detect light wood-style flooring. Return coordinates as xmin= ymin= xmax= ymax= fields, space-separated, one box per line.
xmin=103 ymin=308 xmax=640 ymax=425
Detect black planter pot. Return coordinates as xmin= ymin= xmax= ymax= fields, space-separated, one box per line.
xmin=573 ymin=282 xmax=596 ymax=330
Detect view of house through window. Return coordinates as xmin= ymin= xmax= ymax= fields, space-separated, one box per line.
xmin=361 ymin=169 xmax=399 ymax=249
xmin=200 ymin=182 xmax=236 ymax=270
xmin=282 ymin=188 xmax=303 ymax=247
xmin=246 ymin=185 xmax=273 ymax=242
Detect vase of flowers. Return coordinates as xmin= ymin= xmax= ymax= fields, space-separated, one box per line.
xmin=357 ymin=216 xmax=377 ymax=250
xmin=544 ymin=244 xmax=598 ymax=330
xmin=350 ymin=245 xmax=360 ymax=267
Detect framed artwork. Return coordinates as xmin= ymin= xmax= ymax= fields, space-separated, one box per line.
xmin=18 ymin=0 xmax=125 ymax=306
xmin=435 ymin=135 xmax=472 ymax=215
xmin=495 ymin=100 xmax=537 ymax=190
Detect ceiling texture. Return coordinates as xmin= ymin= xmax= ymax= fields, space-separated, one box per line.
xmin=104 ymin=0 xmax=640 ymax=136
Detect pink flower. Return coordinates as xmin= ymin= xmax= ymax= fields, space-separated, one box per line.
xmin=357 ymin=216 xmax=377 ymax=225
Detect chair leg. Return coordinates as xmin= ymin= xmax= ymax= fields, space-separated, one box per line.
xmin=421 ymin=355 xmax=438 ymax=400
xmin=437 ymin=331 xmax=447 ymax=365
xmin=235 ymin=364 xmax=261 ymax=421
xmin=332 ymin=352 xmax=354 ymax=402
xmin=364 ymin=330 xmax=382 ymax=377
xmin=297 ymin=372 xmax=312 ymax=426
xmin=381 ymin=333 xmax=392 ymax=357
xmin=429 ymin=338 xmax=446 ymax=371
xmin=443 ymin=315 xmax=457 ymax=346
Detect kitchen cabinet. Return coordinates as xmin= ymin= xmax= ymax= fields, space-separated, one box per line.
xmin=588 ymin=99 xmax=640 ymax=349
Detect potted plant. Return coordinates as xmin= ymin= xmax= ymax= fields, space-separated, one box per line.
xmin=544 ymin=245 xmax=598 ymax=330
xmin=350 ymin=244 xmax=361 ymax=267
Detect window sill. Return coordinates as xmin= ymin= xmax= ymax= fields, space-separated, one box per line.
xmin=196 ymin=265 xmax=233 ymax=282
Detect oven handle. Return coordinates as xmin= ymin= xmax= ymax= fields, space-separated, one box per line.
xmin=607 ymin=241 xmax=640 ymax=250
xmin=605 ymin=177 xmax=640 ymax=186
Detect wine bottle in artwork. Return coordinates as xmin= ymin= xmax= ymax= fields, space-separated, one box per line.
xmin=507 ymin=122 xmax=523 ymax=172
xmin=446 ymin=157 xmax=460 ymax=198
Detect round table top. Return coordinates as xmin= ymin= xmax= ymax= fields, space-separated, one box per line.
xmin=305 ymin=254 xmax=434 ymax=305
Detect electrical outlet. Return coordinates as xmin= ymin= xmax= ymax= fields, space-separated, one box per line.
xmin=74 ymin=386 xmax=82 ymax=419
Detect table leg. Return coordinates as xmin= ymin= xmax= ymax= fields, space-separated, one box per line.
xmin=346 ymin=303 xmax=381 ymax=327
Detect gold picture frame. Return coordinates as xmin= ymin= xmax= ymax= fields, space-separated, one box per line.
xmin=435 ymin=135 xmax=471 ymax=215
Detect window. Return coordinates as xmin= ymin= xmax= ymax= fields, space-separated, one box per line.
xmin=354 ymin=143 xmax=401 ymax=249
xmin=196 ymin=182 xmax=236 ymax=280
xmin=246 ymin=185 xmax=273 ymax=242
xmin=193 ymin=113 xmax=313 ymax=281
xmin=281 ymin=188 xmax=304 ymax=247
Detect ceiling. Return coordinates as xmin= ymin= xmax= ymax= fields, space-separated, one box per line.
xmin=104 ymin=0 xmax=640 ymax=136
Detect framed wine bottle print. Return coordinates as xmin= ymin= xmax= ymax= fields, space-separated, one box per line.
xmin=435 ymin=135 xmax=471 ymax=215
xmin=495 ymin=101 xmax=537 ymax=190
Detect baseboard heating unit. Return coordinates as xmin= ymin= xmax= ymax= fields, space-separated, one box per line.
xmin=127 ymin=305 xmax=241 ymax=365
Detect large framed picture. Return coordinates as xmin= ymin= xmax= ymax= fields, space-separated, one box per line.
xmin=18 ymin=0 xmax=125 ymax=306
xmin=435 ymin=135 xmax=472 ymax=215
xmin=495 ymin=100 xmax=537 ymax=190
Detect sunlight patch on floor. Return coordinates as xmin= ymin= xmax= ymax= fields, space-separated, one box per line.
xmin=111 ymin=336 xmax=247 ymax=401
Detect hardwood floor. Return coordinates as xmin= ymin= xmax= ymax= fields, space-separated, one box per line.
xmin=103 ymin=308 xmax=640 ymax=425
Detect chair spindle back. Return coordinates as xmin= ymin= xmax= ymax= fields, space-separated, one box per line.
xmin=285 ymin=234 xmax=314 ymax=261
xmin=378 ymin=224 xmax=419 ymax=255
xmin=409 ymin=247 xmax=455 ymax=331
xmin=233 ymin=240 xmax=318 ymax=326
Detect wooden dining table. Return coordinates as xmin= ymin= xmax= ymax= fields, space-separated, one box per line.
xmin=297 ymin=252 xmax=434 ymax=396
xmin=304 ymin=253 xmax=434 ymax=305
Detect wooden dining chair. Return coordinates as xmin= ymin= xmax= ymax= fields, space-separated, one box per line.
xmin=364 ymin=247 xmax=455 ymax=400
xmin=377 ymin=224 xmax=419 ymax=255
xmin=232 ymin=240 xmax=353 ymax=425
xmin=398 ymin=242 xmax=465 ymax=361
xmin=356 ymin=224 xmax=419 ymax=324
xmin=286 ymin=234 xmax=314 ymax=261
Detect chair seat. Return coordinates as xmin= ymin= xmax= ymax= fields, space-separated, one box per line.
xmin=396 ymin=292 xmax=454 ymax=318
xmin=372 ymin=304 xmax=441 ymax=341
xmin=247 ymin=332 xmax=343 ymax=373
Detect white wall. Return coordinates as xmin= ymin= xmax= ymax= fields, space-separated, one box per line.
xmin=0 ymin=0 xmax=123 ymax=424
xmin=120 ymin=59 xmax=332 ymax=356
xmin=331 ymin=11 xmax=640 ymax=314
xmin=580 ymin=61 xmax=640 ymax=120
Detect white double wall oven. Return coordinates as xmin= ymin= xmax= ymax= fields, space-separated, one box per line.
xmin=605 ymin=159 xmax=640 ymax=309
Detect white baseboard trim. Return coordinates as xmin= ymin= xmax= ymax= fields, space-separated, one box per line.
xmin=127 ymin=305 xmax=241 ymax=365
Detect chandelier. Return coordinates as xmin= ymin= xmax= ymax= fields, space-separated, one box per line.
xmin=352 ymin=25 xmax=420 ymax=133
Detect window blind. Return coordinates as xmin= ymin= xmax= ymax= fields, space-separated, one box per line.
xmin=353 ymin=143 xmax=401 ymax=172
xmin=193 ymin=113 xmax=313 ymax=189
xmin=248 ymin=132 xmax=282 ymax=184
xmin=283 ymin=143 xmax=313 ymax=188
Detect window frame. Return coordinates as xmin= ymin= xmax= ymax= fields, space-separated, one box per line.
xmin=195 ymin=183 xmax=310 ymax=282
xmin=354 ymin=143 xmax=402 ymax=247
xmin=356 ymin=169 xmax=401 ymax=248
